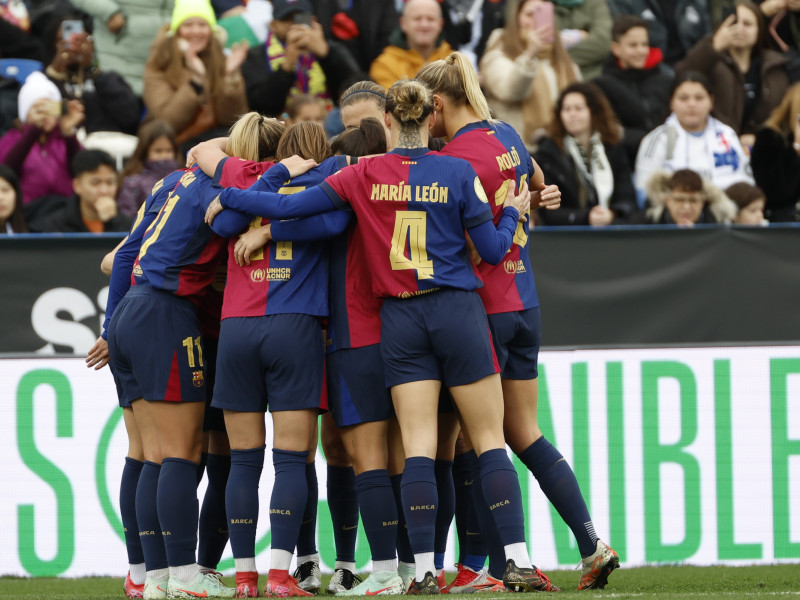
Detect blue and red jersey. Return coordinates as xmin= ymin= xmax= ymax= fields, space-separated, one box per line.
xmin=268 ymin=163 xmax=381 ymax=351
xmin=102 ymin=168 xmax=186 ymax=338
xmin=220 ymin=156 xmax=347 ymax=319
xmin=218 ymin=149 xmax=521 ymax=300
xmin=322 ymin=148 xmax=497 ymax=298
xmin=133 ymin=167 xmax=228 ymax=305
xmin=443 ymin=120 xmax=540 ymax=314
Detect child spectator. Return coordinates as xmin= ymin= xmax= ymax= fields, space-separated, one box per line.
xmin=0 ymin=71 xmax=84 ymax=205
xmin=593 ymin=15 xmax=674 ymax=166
xmin=284 ymin=94 xmax=329 ymax=127
xmin=636 ymin=168 xmax=738 ymax=226
xmin=606 ymin=0 xmax=711 ymax=66
xmin=725 ymin=180 xmax=768 ymax=225
xmin=635 ymin=71 xmax=753 ymax=197
xmin=116 ymin=120 xmax=179 ymax=218
xmin=533 ymin=82 xmax=637 ymax=226
xmin=479 ymin=0 xmax=580 ymax=150
xmin=750 ymin=82 xmax=800 ymax=222
xmin=0 ymin=163 xmax=28 ymax=233
xmin=37 ymin=149 xmax=132 ymax=233
xmin=676 ymin=0 xmax=790 ymax=151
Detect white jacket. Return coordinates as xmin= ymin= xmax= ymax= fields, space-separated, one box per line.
xmin=635 ymin=113 xmax=753 ymax=194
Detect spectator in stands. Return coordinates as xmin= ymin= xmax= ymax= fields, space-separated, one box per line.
xmin=750 ymin=82 xmax=800 ymax=221
xmin=552 ymin=0 xmax=612 ymax=79
xmin=0 ymin=71 xmax=84 ymax=205
xmin=311 ymin=0 xmax=399 ymax=73
xmin=68 ymin=0 xmax=174 ymax=96
xmin=0 ymin=163 xmax=28 ymax=233
xmin=635 ymin=71 xmax=754 ymax=196
xmin=37 ymin=149 xmax=131 ymax=233
xmin=593 ymin=15 xmax=673 ymax=166
xmin=42 ymin=13 xmax=140 ymax=135
xmin=635 ymin=168 xmax=737 ymax=225
xmin=370 ymin=0 xmax=454 ymax=89
xmin=440 ymin=0 xmax=507 ymax=67
xmin=725 ymin=180 xmax=768 ymax=224
xmin=480 ymin=0 xmax=580 ymax=150
xmin=607 ymin=0 xmax=712 ymax=66
xmin=284 ymin=93 xmax=328 ymax=127
xmin=242 ymin=0 xmax=361 ymax=119
xmin=533 ymin=82 xmax=637 ymax=225
xmin=116 ymin=120 xmax=179 ymax=218
xmin=0 ymin=14 xmax=45 ymax=61
xmin=754 ymin=0 xmax=800 ymax=55
xmin=143 ymin=0 xmax=249 ymax=152
xmin=677 ymin=0 xmax=789 ymax=152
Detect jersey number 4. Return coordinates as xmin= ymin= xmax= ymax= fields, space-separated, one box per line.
xmin=390 ymin=211 xmax=434 ymax=280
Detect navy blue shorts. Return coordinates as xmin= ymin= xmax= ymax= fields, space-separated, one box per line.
xmin=380 ymin=288 xmax=499 ymax=388
xmin=327 ymin=344 xmax=393 ymax=427
xmin=211 ymin=314 xmax=324 ymax=413
xmin=487 ymin=307 xmax=541 ymax=380
xmin=108 ymin=285 xmax=208 ymax=406
xmin=202 ymin=337 xmax=226 ymax=432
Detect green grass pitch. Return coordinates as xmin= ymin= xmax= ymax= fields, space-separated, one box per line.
xmin=1 ymin=564 xmax=799 ymax=599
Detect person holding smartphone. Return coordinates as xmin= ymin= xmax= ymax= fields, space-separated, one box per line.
xmin=479 ymin=0 xmax=580 ymax=151
xmin=241 ymin=0 xmax=363 ymax=119
xmin=43 ymin=14 xmax=141 ymax=136
xmin=0 ymin=71 xmax=84 ymax=205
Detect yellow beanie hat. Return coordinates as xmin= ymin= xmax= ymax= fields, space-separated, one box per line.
xmin=170 ymin=0 xmax=217 ymax=33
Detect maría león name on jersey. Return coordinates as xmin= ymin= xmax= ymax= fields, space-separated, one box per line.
xmin=371 ymin=182 xmax=449 ymax=204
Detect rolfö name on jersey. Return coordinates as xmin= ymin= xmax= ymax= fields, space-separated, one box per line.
xmin=371 ymin=181 xmax=449 ymax=204
xmin=496 ymin=146 xmax=521 ymax=171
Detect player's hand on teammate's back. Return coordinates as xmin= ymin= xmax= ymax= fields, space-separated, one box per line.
xmin=205 ymin=195 xmax=223 ymax=225
xmin=186 ymin=137 xmax=229 ymax=168
xmin=503 ymin=180 xmax=531 ymax=221
xmin=531 ymin=182 xmax=561 ymax=210
xmin=280 ymin=154 xmax=318 ymax=177
xmin=234 ymin=224 xmax=272 ymax=266
xmin=86 ymin=336 xmax=110 ymax=370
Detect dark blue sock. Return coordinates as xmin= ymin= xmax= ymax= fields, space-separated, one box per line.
xmin=297 ymin=462 xmax=318 ymax=557
xmin=158 ymin=458 xmax=200 ymax=567
xmin=121 ymin=457 xmax=144 ymax=565
xmin=226 ymin=447 xmax=263 ymax=559
xmin=327 ymin=465 xmax=358 ymax=563
xmin=271 ymin=448 xmax=309 ymax=552
xmin=136 ymin=461 xmax=168 ymax=571
xmin=355 ymin=469 xmax=397 ymax=562
xmin=400 ymin=457 xmax=437 ymax=555
xmin=196 ymin=452 xmax=208 ymax=487
xmin=462 ymin=458 xmax=488 ymax=572
xmin=519 ymin=436 xmax=596 ymax=557
xmin=478 ymin=449 xmax=525 ymax=545
xmin=452 ymin=453 xmax=471 ymax=564
xmin=198 ymin=453 xmax=231 ymax=569
xmin=391 ymin=474 xmax=414 ymax=563
xmin=466 ymin=451 xmax=505 ymax=579
xmin=434 ymin=459 xmax=454 ymax=570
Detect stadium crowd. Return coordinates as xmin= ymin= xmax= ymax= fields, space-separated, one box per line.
xmin=1 ymin=0 xmax=799 ymax=234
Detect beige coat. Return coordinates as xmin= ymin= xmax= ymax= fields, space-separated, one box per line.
xmin=479 ymin=29 xmax=581 ymax=150
xmin=143 ymin=26 xmax=248 ymax=143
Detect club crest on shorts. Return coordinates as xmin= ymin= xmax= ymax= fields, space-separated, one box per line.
xmin=192 ymin=370 xmax=205 ymax=388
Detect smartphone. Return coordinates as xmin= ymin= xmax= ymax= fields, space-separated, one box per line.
xmin=720 ymin=3 xmax=737 ymax=25
xmin=533 ymin=2 xmax=555 ymax=44
xmin=293 ymin=12 xmax=313 ymax=26
xmin=43 ymin=99 xmax=66 ymax=117
xmin=62 ymin=19 xmax=84 ymax=40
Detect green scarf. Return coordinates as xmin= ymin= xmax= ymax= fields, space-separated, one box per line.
xmin=552 ymin=0 xmax=584 ymax=6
